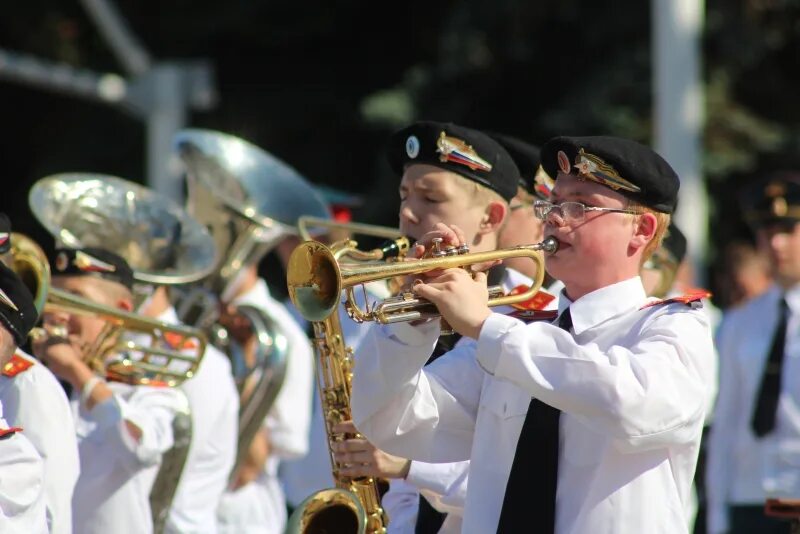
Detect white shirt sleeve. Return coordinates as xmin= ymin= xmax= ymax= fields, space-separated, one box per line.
xmin=406 ymin=460 xmax=469 ymax=515
xmin=383 ymin=479 xmax=419 ymax=534
xmin=5 ymin=366 xmax=79 ymax=534
xmin=475 ymin=306 xmax=711 ymax=451
xmin=351 ymin=321 xmax=484 ymax=463
xmin=264 ymin=312 xmax=314 ymax=460
xmin=87 ymin=385 xmax=186 ymax=472
xmin=0 ymin=430 xmax=47 ymax=534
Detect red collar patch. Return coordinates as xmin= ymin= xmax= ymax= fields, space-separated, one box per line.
xmin=2 ymin=353 xmax=34 ymax=377
xmin=640 ymin=289 xmax=712 ymax=310
xmin=508 ymin=285 xmax=556 ymax=311
xmin=0 ymin=426 xmax=23 ymax=439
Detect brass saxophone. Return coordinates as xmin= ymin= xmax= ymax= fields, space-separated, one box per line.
xmin=286 ymin=309 xmax=388 ymax=534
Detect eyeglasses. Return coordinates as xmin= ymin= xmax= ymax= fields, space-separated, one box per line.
xmin=533 ymin=200 xmax=638 ymax=223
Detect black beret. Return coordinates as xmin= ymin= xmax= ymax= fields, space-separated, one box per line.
xmin=661 ymin=223 xmax=687 ymax=264
xmin=487 ymin=133 xmax=554 ymax=200
xmin=0 ymin=261 xmax=38 ymax=346
xmin=540 ymin=136 xmax=680 ymax=213
xmin=52 ymin=247 xmax=135 ymax=290
xmin=741 ymin=171 xmax=800 ymax=227
xmin=386 ymin=121 xmax=519 ymax=202
xmin=0 ymin=213 xmax=10 ymax=254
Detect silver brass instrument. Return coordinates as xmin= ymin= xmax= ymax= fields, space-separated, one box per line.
xmin=172 ymin=128 xmax=331 ymax=482
xmin=28 ymin=173 xmax=215 ymax=532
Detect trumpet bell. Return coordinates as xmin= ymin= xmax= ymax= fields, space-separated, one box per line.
xmin=28 ymin=173 xmax=218 ymax=285
xmin=287 ymin=241 xmax=343 ymax=322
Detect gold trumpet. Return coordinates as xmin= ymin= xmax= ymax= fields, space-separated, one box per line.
xmin=287 ymin=236 xmax=558 ymax=325
xmin=11 ymin=233 xmax=206 ymax=387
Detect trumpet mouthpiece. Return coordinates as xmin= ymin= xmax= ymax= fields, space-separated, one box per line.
xmin=540 ymin=236 xmax=559 ymax=253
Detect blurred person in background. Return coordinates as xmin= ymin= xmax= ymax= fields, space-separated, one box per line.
xmin=714 ymin=240 xmax=773 ymax=310
xmin=708 ymin=172 xmax=800 ymax=534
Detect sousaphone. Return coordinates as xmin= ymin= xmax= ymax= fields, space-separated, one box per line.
xmin=28 ymin=173 xmax=218 ymax=534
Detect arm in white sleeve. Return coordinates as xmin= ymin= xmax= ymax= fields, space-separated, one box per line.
xmin=383 ymin=479 xmax=419 ymax=534
xmin=407 ymin=460 xmax=469 ymax=516
xmin=351 ymin=321 xmax=484 ymax=463
xmin=706 ymin=315 xmax=737 ymax=534
xmin=265 ymin=321 xmax=314 ymax=460
xmin=87 ymin=385 xmax=184 ymax=473
xmin=476 ymin=306 xmax=711 ymax=451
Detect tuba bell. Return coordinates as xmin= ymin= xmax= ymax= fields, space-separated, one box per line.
xmin=172 ymin=128 xmax=332 ymax=483
xmin=28 ymin=173 xmax=217 ymax=533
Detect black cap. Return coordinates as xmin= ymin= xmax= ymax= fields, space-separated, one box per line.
xmin=0 ymin=261 xmax=38 ymax=346
xmin=741 ymin=171 xmax=800 ymax=228
xmin=540 ymin=136 xmax=680 ymax=213
xmin=386 ymin=121 xmax=519 ymax=202
xmin=0 ymin=213 xmax=10 ymax=254
xmin=51 ymin=247 xmax=135 ymax=290
xmin=488 ymin=133 xmax=553 ymax=200
xmin=661 ymin=223 xmax=687 ymax=264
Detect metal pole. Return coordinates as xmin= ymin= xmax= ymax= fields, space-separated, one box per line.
xmin=146 ymin=64 xmax=187 ymax=203
xmin=652 ymin=0 xmax=706 ymax=284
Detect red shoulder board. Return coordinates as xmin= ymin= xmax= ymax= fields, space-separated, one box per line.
xmin=2 ymin=353 xmax=34 ymax=377
xmin=163 ymin=332 xmax=198 ymax=351
xmin=508 ymin=285 xmax=556 ymax=311
xmin=0 ymin=426 xmax=23 ymax=439
xmin=640 ymin=289 xmax=712 ymax=310
xmin=509 ymin=309 xmax=559 ymax=323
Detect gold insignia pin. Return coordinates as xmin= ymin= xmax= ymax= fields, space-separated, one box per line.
xmin=0 ymin=288 xmax=18 ymax=312
xmin=573 ymin=149 xmax=641 ymax=193
xmin=436 ymin=132 xmax=493 ymax=172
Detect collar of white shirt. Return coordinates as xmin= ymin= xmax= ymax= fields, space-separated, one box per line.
xmin=558 ymin=276 xmax=647 ymax=335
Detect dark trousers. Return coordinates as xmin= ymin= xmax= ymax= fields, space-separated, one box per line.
xmin=729 ymin=505 xmax=793 ymax=534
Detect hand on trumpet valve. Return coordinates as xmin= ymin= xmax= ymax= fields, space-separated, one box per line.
xmin=29 ymin=321 xmax=87 ymax=383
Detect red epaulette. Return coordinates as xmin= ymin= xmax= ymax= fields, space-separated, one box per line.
xmin=508 ymin=309 xmax=559 ymax=323
xmin=508 ymin=285 xmax=556 ymax=311
xmin=640 ymin=288 xmax=713 ymax=310
xmin=0 ymin=426 xmax=23 ymax=439
xmin=2 ymin=353 xmax=34 ymax=378
xmin=163 ymin=332 xmax=198 ymax=351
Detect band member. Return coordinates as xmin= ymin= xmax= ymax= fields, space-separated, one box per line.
xmin=138 ymin=285 xmax=239 ymax=534
xmin=707 ymin=172 xmax=800 ymax=534
xmin=0 ymin=225 xmax=79 ymax=534
xmin=32 ymin=247 xmax=188 ymax=534
xmin=332 ymin=123 xmax=554 ymax=533
xmin=350 ymin=135 xmax=715 ymax=533
xmin=0 ymin=260 xmax=47 ymax=533
xmin=216 ymin=261 xmax=314 ymax=534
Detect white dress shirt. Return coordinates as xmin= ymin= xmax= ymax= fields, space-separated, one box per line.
xmin=353 ymin=276 xmax=713 ymax=534
xmin=217 ymin=278 xmax=314 ymax=534
xmin=0 ymin=409 xmax=47 ymax=534
xmin=71 ymin=380 xmax=187 ymax=534
xmin=0 ymin=350 xmax=79 ymax=534
xmin=383 ymin=268 xmax=555 ymax=534
xmin=153 ymin=307 xmax=240 ymax=534
xmin=707 ymin=283 xmax=800 ymax=534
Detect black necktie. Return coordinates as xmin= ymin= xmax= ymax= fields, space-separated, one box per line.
xmin=751 ymin=297 xmax=789 ymax=438
xmin=496 ymin=308 xmax=572 ymax=533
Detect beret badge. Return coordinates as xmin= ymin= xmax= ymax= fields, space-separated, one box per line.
xmin=574 ymin=148 xmax=641 ymax=193
xmin=0 ymin=233 xmax=8 ymax=249
xmin=405 ymin=135 xmax=420 ymax=159
xmin=436 ymin=131 xmax=493 ymax=173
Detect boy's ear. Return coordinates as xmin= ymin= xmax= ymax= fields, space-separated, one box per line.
xmin=478 ymin=201 xmax=508 ymax=235
xmin=630 ymin=212 xmax=658 ymax=250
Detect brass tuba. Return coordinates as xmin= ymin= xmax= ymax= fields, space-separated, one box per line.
xmin=172 ymin=128 xmax=331 ymax=482
xmin=27 ymin=173 xmax=216 ymax=533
